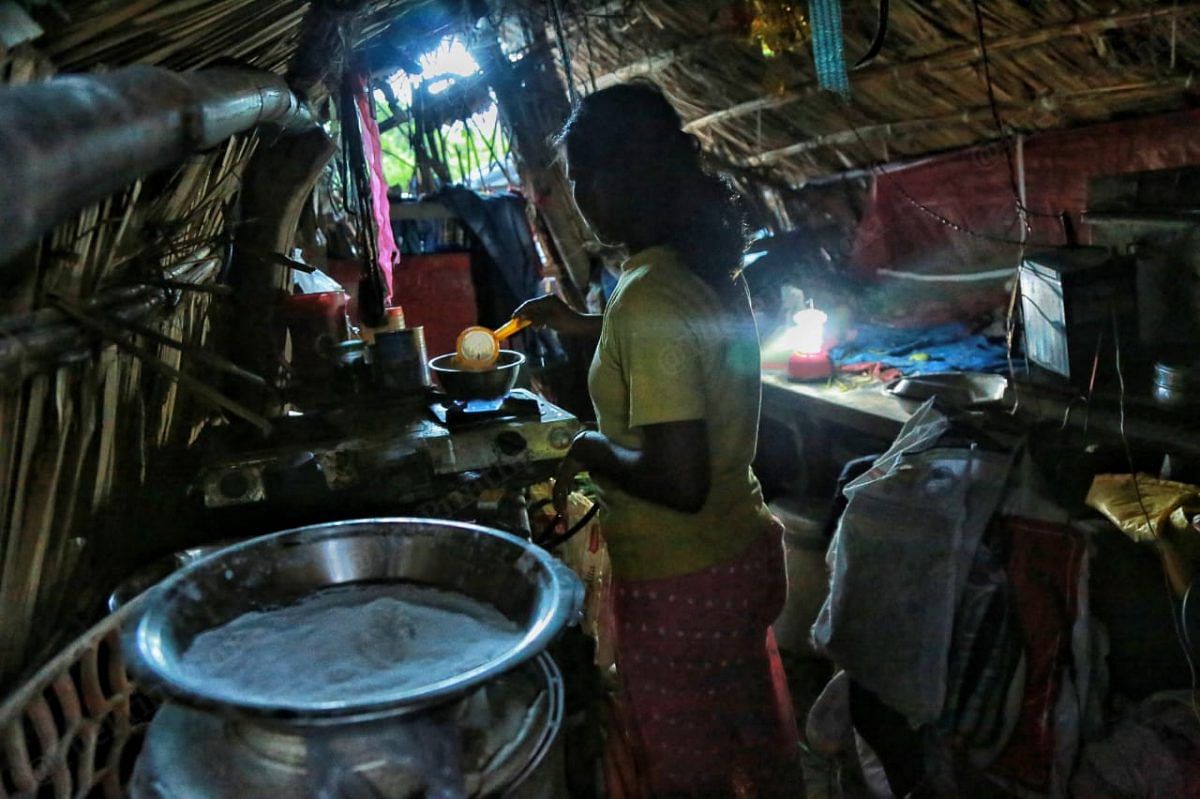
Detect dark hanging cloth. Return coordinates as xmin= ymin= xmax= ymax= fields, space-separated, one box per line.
xmin=435 ymin=187 xmax=564 ymax=367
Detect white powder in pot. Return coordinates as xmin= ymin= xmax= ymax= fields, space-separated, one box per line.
xmin=179 ymin=583 xmax=524 ymax=704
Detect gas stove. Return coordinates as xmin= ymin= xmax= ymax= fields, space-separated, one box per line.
xmin=197 ymin=389 xmax=581 ymax=509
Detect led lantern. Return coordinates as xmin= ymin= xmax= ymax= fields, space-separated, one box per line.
xmin=787 ymin=307 xmax=833 ymax=381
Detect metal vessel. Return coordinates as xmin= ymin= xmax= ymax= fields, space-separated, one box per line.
xmin=123 ymin=519 xmax=581 ymax=798
xmin=1153 ymin=357 xmax=1200 ymax=409
xmin=125 ymin=518 xmax=583 ymax=722
xmin=130 ymin=652 xmax=566 ymax=798
xmin=429 ymin=349 xmax=525 ymax=400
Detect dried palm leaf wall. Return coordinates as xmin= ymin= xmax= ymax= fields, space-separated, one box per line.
xmin=0 ymin=0 xmax=462 ymax=691
xmin=0 ymin=126 xmax=257 ymax=688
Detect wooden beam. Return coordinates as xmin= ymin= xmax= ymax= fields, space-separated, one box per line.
xmin=687 ymin=3 xmax=1200 ymax=133
xmin=477 ymin=35 xmax=593 ymax=299
xmin=744 ymin=76 xmax=1197 ymax=167
xmin=591 ymin=35 xmax=737 ymax=90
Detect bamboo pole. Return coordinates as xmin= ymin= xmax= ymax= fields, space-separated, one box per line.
xmin=477 ymin=35 xmax=592 ymax=301
xmin=590 ymin=36 xmax=740 ymax=91
xmin=743 ymin=76 xmax=1197 ymax=167
xmin=51 ymin=299 xmax=273 ymax=434
xmin=0 ymin=375 xmax=49 ymax=683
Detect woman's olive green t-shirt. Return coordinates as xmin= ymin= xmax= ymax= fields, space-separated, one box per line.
xmin=587 ymin=246 xmax=775 ymax=581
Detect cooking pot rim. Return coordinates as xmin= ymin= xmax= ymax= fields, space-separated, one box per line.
xmin=125 ymin=517 xmax=582 ymax=727
xmin=428 ymin=349 xmax=525 ymax=373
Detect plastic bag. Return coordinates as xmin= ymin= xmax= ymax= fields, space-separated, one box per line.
xmin=1085 ymin=474 xmax=1200 ymax=542
xmin=529 ymin=482 xmax=614 ymax=668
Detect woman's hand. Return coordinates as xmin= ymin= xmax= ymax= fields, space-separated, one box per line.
xmin=553 ymin=452 xmax=584 ymax=518
xmin=553 ymin=431 xmax=602 ymax=516
xmin=514 ymin=294 xmax=575 ymax=332
xmin=557 ymin=424 xmax=709 ymax=515
xmin=514 ymin=294 xmax=603 ymax=338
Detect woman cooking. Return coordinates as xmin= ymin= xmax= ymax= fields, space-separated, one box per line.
xmin=516 ymin=83 xmax=800 ymax=797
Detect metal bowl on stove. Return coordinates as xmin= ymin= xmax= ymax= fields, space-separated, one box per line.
xmin=428 ymin=350 xmax=524 ymax=400
xmin=125 ymin=518 xmax=583 ymax=726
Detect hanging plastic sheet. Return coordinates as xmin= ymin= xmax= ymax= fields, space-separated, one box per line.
xmin=813 ymin=400 xmax=1016 ymax=725
xmin=435 ymin=187 xmax=568 ymax=367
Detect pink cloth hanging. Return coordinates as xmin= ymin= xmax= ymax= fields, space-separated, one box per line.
xmin=353 ymin=74 xmax=398 ymax=304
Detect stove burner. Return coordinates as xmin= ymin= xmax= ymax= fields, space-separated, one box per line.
xmin=429 ymin=388 xmax=544 ymax=429
xmin=196 ymin=389 xmax=580 ymax=508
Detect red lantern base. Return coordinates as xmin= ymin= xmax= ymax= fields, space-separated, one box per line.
xmin=787 ymin=351 xmax=833 ymax=382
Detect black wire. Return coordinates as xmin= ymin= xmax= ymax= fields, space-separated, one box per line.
xmin=548 ymin=0 xmax=580 ymax=105
xmin=1112 ymin=308 xmax=1200 ymax=724
xmin=970 ymin=0 xmax=1061 ymax=222
xmin=844 ymin=119 xmax=1062 ymax=248
xmin=534 ymin=502 xmax=600 ymax=549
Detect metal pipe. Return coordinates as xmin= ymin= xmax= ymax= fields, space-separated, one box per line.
xmin=0 ymin=66 xmax=309 ymax=269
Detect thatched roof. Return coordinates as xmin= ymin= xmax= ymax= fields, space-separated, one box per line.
xmin=22 ymin=0 xmax=1193 ymax=191
xmin=16 ymin=0 xmax=467 ymax=91
xmin=540 ymin=0 xmax=1200 ymax=187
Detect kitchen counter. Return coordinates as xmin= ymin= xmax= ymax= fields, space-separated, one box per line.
xmin=762 ymin=371 xmax=910 ymax=441
xmin=762 ymin=368 xmax=1200 ymax=457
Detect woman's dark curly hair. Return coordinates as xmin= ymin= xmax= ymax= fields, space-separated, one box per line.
xmin=558 ymin=83 xmax=748 ymax=298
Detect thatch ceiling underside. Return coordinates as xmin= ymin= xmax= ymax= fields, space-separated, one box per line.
xmin=16 ymin=1 xmax=1200 ymax=188
xmin=20 ymin=0 xmax=466 ymax=94
xmin=539 ymin=0 xmax=1200 ymax=186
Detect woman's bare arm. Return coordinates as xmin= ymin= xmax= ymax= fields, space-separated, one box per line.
xmin=556 ymin=422 xmax=710 ymax=514
xmin=514 ymin=294 xmax=603 ymax=338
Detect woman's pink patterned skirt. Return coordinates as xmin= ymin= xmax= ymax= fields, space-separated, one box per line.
xmin=605 ymin=527 xmax=801 ymax=796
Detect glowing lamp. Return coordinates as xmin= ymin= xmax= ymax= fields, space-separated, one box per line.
xmin=787 ymin=307 xmax=833 ymax=381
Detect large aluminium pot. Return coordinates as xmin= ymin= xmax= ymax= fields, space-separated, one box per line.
xmin=130 ymin=651 xmax=567 ymax=799
xmin=123 ymin=518 xmax=583 ymax=726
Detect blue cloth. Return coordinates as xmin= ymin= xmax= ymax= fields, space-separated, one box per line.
xmin=830 ymin=323 xmax=1014 ymax=375
xmin=600 ymin=264 xmax=620 ymax=301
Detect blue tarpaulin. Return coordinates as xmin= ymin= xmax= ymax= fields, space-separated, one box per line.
xmin=831 ymin=323 xmax=1015 ymax=375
